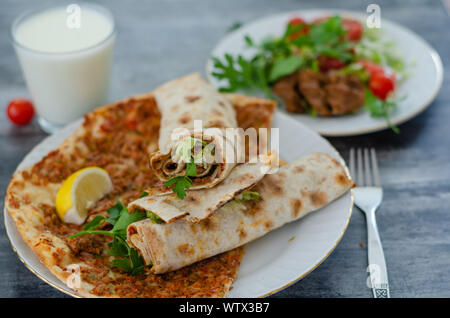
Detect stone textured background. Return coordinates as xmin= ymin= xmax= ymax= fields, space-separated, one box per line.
xmin=0 ymin=0 xmax=449 ymax=297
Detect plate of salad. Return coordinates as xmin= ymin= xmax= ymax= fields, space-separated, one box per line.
xmin=206 ymin=9 xmax=443 ymax=136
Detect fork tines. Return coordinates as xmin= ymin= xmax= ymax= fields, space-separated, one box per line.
xmin=349 ymin=148 xmax=381 ymax=187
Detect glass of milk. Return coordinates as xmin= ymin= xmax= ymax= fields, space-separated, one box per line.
xmin=10 ymin=3 xmax=116 ymax=133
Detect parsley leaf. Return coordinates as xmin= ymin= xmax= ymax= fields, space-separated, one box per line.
xmin=269 ymin=55 xmax=304 ymax=82
xmin=212 ymin=54 xmax=273 ymax=98
xmin=83 ymin=215 xmax=105 ymax=231
xmin=107 ymin=236 xmax=129 ymax=257
xmin=69 ymin=200 xmax=148 ymax=275
xmin=185 ymin=159 xmax=197 ymax=177
xmin=112 ymin=209 xmax=146 ymax=235
xmin=308 ymin=16 xmax=345 ymax=45
xmin=105 ymin=199 xmax=125 ymax=225
xmin=111 ymin=258 xmax=131 ymax=272
xmin=163 ymin=176 xmax=192 ymax=200
xmin=227 ymin=22 xmax=242 ymax=33
xmin=363 ymin=89 xmax=400 ymax=133
xmin=164 ymin=138 xmax=205 ymax=199
xmin=139 ymin=191 xmax=149 ymax=198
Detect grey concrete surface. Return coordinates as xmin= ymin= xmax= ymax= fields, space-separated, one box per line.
xmin=0 ymin=0 xmax=449 ymax=297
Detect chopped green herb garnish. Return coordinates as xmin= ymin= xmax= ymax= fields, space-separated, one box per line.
xmin=227 ymin=22 xmax=242 ymax=33
xmin=223 ymin=190 xmax=261 ymax=212
xmin=185 ymin=159 xmax=197 ymax=177
xmin=69 ymin=200 xmax=148 ymax=275
xmin=146 ymin=211 xmax=165 ymax=224
xmin=163 ymin=176 xmax=192 ymax=200
xmin=237 ymin=190 xmax=261 ymax=202
xmin=363 ymin=89 xmax=400 ymax=133
xmin=83 ymin=215 xmax=105 ymax=231
xmin=268 ymin=55 xmax=304 ymax=82
xmin=165 ymin=138 xmax=208 ymax=199
xmin=139 ymin=191 xmax=149 ymax=198
xmin=213 ymin=16 xmax=351 ymax=94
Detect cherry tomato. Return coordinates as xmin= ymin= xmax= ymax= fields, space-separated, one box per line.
xmin=369 ymin=74 xmax=395 ymax=100
xmin=318 ymin=56 xmax=345 ymax=73
xmin=287 ymin=16 xmax=309 ymax=40
xmin=342 ymin=18 xmax=363 ymax=41
xmin=288 ymin=17 xmax=307 ymax=25
xmin=7 ymin=98 xmax=35 ymax=125
xmin=360 ymin=60 xmax=385 ymax=77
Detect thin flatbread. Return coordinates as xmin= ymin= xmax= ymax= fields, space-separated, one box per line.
xmin=127 ymin=153 xmax=354 ymax=274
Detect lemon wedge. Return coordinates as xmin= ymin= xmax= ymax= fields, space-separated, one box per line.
xmin=56 ymin=167 xmax=113 ymax=225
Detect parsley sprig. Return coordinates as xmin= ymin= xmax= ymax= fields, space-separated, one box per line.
xmin=212 ymin=16 xmax=351 ymax=94
xmin=163 ymin=160 xmax=196 ymax=199
xmin=363 ymin=89 xmax=401 ymax=134
xmin=69 ymin=199 xmax=150 ymax=275
xmin=163 ymin=137 xmax=208 ymax=199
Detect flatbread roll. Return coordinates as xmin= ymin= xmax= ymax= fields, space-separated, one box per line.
xmin=149 ymin=73 xmax=244 ymax=190
xmin=129 ymin=159 xmax=274 ymax=223
xmin=127 ymin=153 xmax=354 ymax=274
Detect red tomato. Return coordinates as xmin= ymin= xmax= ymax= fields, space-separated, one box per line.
xmin=360 ymin=60 xmax=385 ymax=77
xmin=288 ymin=17 xmax=307 ymax=25
xmin=369 ymin=74 xmax=395 ymax=100
xmin=342 ymin=18 xmax=363 ymax=41
xmin=7 ymin=98 xmax=35 ymax=125
xmin=318 ymin=56 xmax=345 ymax=73
xmin=287 ymin=16 xmax=309 ymax=40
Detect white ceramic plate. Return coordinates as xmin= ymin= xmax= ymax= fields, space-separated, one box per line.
xmin=206 ymin=9 xmax=443 ymax=136
xmin=4 ymin=112 xmax=353 ymax=297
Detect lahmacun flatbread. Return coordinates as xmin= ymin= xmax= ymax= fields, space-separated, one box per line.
xmin=6 ymin=89 xmax=275 ymax=297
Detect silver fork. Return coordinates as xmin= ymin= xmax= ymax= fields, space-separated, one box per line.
xmin=349 ymin=148 xmax=390 ymax=298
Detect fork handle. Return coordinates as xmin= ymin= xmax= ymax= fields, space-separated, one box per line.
xmin=366 ymin=210 xmax=390 ymax=298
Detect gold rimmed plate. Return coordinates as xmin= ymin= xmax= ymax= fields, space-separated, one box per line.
xmin=4 ymin=112 xmax=353 ymax=297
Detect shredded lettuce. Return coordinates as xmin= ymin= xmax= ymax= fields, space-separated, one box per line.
xmin=222 ymin=191 xmax=261 ymax=212
xmin=355 ymin=27 xmax=410 ymax=80
xmin=236 ymin=190 xmax=261 ymax=202
xmin=175 ymin=137 xmax=205 ymax=163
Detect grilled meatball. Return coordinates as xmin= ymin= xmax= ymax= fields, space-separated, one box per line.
xmin=274 ymin=69 xmax=366 ymax=116
xmin=297 ymin=69 xmax=332 ymax=115
xmin=325 ymin=74 xmax=365 ymax=115
xmin=272 ymin=73 xmax=306 ymax=113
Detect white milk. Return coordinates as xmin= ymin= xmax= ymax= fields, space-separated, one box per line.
xmin=11 ymin=4 xmax=115 ymax=132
